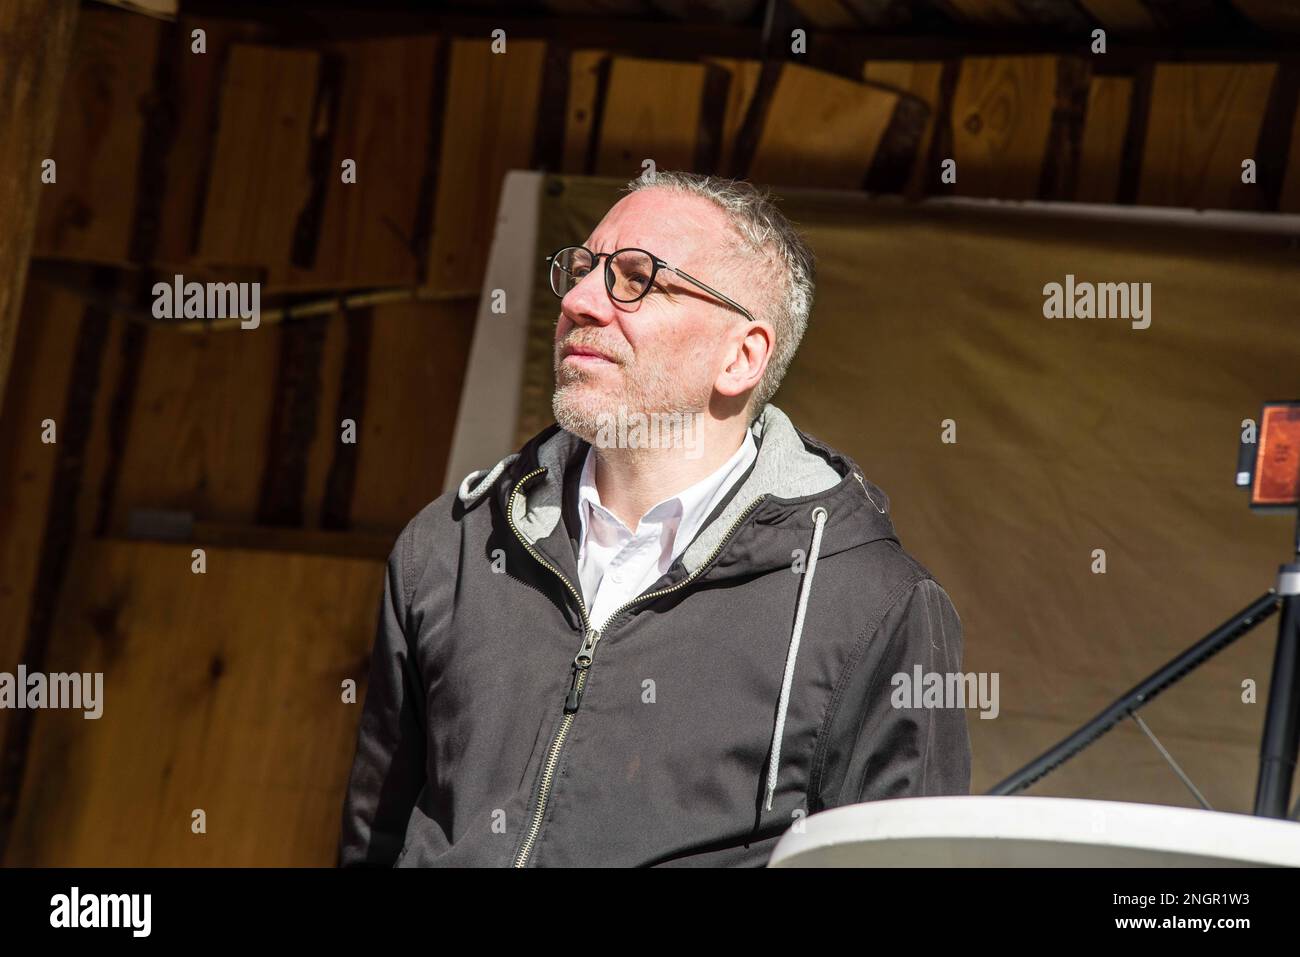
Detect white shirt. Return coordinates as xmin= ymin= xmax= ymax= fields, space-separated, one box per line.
xmin=576 ymin=431 xmax=758 ymax=630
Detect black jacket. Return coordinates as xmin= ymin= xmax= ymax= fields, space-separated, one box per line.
xmin=338 ymin=404 xmax=971 ymax=866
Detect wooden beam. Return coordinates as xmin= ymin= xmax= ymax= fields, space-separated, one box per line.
xmin=0 ymin=0 xmax=80 ymax=417
xmin=175 ymin=3 xmax=1300 ymax=61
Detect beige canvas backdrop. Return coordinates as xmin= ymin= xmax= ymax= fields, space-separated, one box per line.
xmin=519 ymin=174 xmax=1300 ymax=812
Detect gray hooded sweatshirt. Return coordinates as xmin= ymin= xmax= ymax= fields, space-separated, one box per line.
xmin=338 ymin=404 xmax=971 ymax=867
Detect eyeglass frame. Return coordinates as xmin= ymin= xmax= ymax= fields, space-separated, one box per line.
xmin=545 ymin=244 xmax=756 ymax=322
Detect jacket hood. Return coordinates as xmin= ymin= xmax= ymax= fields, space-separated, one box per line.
xmin=457 ymin=403 xmax=899 ymax=579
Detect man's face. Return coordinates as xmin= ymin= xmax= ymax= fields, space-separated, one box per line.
xmin=552 ymin=189 xmax=747 ymax=443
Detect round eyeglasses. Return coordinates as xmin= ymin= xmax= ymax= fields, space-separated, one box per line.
xmin=546 ymin=245 xmax=755 ymax=321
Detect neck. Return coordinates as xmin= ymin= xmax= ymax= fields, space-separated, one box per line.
xmin=590 ymin=416 xmax=748 ymax=529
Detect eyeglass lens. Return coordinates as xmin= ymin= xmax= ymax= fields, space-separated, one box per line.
xmin=550 ymin=247 xmax=656 ymax=303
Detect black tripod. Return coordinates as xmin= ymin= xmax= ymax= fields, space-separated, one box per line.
xmin=989 ymin=512 xmax=1300 ymax=819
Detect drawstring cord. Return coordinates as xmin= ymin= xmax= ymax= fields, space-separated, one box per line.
xmin=764 ymin=506 xmax=828 ymax=812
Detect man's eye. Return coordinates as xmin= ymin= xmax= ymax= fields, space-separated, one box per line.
xmin=627 ymin=272 xmax=650 ymax=291
xmin=571 ymin=265 xmax=591 ymax=279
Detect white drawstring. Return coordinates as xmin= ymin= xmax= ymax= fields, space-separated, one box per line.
xmin=764 ymin=506 xmax=828 ymax=812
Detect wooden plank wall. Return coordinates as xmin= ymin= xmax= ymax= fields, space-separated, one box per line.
xmin=29 ymin=8 xmax=156 ymax=268
xmin=1 ymin=1 xmax=1297 ymax=866
xmin=0 ymin=0 xmax=79 ymax=417
xmin=5 ymin=540 xmax=380 ymax=867
xmin=0 ymin=287 xmax=85 ymax=785
xmin=1137 ymin=63 xmax=1277 ymax=209
xmin=0 ymin=9 xmax=490 ymax=865
xmin=195 ymin=46 xmax=322 ymax=285
xmin=748 ymin=63 xmax=899 ymax=188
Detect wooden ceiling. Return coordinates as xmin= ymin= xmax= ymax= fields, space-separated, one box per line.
xmin=152 ymin=0 xmax=1300 ymax=38
xmin=421 ymin=0 xmax=1298 ymax=37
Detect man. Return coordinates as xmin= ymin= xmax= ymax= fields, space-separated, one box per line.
xmin=339 ymin=171 xmax=971 ymax=867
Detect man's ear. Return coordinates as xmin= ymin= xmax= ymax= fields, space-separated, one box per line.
xmin=714 ymin=319 xmax=774 ymax=400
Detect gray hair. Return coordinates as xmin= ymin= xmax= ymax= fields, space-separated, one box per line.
xmin=621 ymin=171 xmax=816 ymax=419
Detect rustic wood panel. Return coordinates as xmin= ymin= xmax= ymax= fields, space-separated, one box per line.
xmin=109 ymin=324 xmax=282 ymax=531
xmin=703 ymin=58 xmax=763 ymax=178
xmin=302 ymin=314 xmax=348 ymax=528
xmin=31 ymin=6 xmax=158 ymax=266
xmin=284 ymin=35 xmax=439 ymax=291
xmin=195 ymin=45 xmax=321 ymax=287
xmin=593 ymin=57 xmax=706 ymax=178
xmin=73 ymin=312 xmax=130 ymax=541
xmin=319 ymin=308 xmax=371 ymax=530
xmin=0 ymin=285 xmax=83 ymax=760
xmin=563 ymin=51 xmax=608 ymax=174
xmin=154 ymin=18 xmax=272 ymax=270
xmin=4 ymin=539 xmax=381 ymax=866
xmin=348 ymin=299 xmax=478 ymax=532
xmin=427 ymin=38 xmax=546 ymax=296
xmin=0 ymin=0 xmax=78 ymax=419
xmin=748 ymin=63 xmax=899 ymax=188
xmin=1137 ymin=63 xmax=1277 ymax=210
xmin=949 ymin=55 xmax=1060 ymax=200
xmin=255 ymin=317 xmax=330 ymax=526
xmin=1076 ymin=74 xmax=1133 ymax=203
xmin=0 ymin=272 xmax=123 ymax=860
xmin=863 ymin=60 xmax=945 ymax=196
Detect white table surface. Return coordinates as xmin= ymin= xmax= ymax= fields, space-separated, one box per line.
xmin=768 ymin=796 xmax=1300 ymax=867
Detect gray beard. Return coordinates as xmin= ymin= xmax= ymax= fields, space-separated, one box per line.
xmin=551 ymin=384 xmax=599 ymax=442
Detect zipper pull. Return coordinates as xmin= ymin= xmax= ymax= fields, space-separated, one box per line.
xmin=564 ymin=629 xmax=601 ymax=713
xmin=573 ymin=628 xmax=600 ymax=668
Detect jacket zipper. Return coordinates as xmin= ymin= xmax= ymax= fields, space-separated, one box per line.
xmin=506 ymin=466 xmax=765 ymax=867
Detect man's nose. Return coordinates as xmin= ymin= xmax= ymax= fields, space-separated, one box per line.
xmin=561 ymin=269 xmax=619 ymax=328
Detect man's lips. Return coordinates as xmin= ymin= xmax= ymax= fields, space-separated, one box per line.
xmin=562 ymin=346 xmax=617 ymax=364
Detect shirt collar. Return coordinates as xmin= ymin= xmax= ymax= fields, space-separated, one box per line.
xmin=576 ymin=430 xmax=759 ymax=561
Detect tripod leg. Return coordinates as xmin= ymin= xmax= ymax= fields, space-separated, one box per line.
xmin=1254 ymin=567 xmax=1300 ymax=818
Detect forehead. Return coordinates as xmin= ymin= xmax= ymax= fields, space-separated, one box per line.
xmin=584 ymin=189 xmax=730 ymax=268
